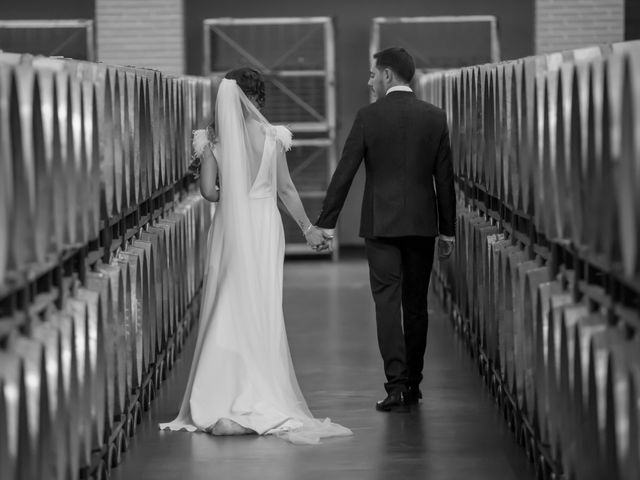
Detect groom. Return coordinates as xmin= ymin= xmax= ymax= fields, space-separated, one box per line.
xmin=315 ymin=47 xmax=456 ymax=412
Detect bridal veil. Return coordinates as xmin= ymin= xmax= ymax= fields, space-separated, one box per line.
xmin=159 ymin=79 xmax=352 ymax=445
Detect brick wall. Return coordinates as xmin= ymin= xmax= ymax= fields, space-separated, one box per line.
xmin=536 ymin=0 xmax=624 ymax=53
xmin=96 ymin=0 xmax=184 ymax=74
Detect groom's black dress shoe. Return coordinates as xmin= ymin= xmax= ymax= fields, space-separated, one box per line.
xmin=376 ymin=391 xmax=410 ymax=412
xmin=406 ymin=385 xmax=423 ymax=405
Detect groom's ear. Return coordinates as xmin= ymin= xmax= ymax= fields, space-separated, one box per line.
xmin=383 ymin=67 xmax=394 ymax=83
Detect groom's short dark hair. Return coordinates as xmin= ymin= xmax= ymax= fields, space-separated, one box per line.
xmin=373 ymin=47 xmax=415 ymax=83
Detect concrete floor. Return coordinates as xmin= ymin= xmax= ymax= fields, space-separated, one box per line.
xmin=111 ymin=257 xmax=534 ymax=480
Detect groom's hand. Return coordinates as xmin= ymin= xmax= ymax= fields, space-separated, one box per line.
xmin=437 ymin=236 xmax=455 ymax=260
xmin=314 ymin=228 xmax=335 ymax=252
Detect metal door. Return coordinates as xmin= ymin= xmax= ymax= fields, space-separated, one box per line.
xmin=0 ymin=20 xmax=95 ymax=61
xmin=203 ymin=17 xmax=337 ymax=258
xmin=371 ymin=16 xmax=501 ymax=77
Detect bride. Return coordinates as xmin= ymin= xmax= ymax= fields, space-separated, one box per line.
xmin=159 ymin=68 xmax=352 ymax=444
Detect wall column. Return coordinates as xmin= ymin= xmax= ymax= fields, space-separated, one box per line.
xmin=535 ymin=0 xmax=624 ymax=53
xmin=96 ymin=0 xmax=185 ymax=74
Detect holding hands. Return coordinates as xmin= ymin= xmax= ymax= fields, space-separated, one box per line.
xmin=303 ymin=225 xmax=334 ymax=252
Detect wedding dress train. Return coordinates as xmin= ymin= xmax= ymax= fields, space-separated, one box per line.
xmin=158 ymin=79 xmax=351 ymax=445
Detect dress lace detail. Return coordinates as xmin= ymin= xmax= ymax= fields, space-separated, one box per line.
xmin=272 ymin=125 xmax=293 ymax=151
xmin=192 ymin=129 xmax=210 ymax=158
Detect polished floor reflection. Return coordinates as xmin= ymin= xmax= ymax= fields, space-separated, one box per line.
xmin=111 ymin=257 xmax=533 ymax=480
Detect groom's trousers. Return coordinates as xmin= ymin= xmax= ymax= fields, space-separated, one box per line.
xmin=365 ymin=236 xmax=436 ymax=394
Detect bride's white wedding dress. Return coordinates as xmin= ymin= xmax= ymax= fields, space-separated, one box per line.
xmin=158 ymin=79 xmax=351 ymax=445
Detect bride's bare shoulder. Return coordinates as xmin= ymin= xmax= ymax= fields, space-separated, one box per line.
xmin=245 ymin=118 xmax=265 ymax=138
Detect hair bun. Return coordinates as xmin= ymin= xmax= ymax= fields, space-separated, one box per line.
xmin=225 ymin=67 xmax=266 ymax=109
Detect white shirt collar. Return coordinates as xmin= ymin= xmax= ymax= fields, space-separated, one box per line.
xmin=386 ymin=85 xmax=413 ymax=95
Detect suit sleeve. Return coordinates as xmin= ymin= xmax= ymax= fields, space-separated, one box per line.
xmin=434 ymin=119 xmax=456 ymax=237
xmin=316 ymin=110 xmax=366 ymax=229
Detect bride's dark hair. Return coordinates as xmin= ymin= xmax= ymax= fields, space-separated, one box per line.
xmin=204 ymin=68 xmax=265 ymax=141
xmin=224 ymin=67 xmax=266 ymax=109
xmin=189 ymin=67 xmax=267 ymax=178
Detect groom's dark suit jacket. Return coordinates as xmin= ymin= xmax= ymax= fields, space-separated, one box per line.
xmin=316 ymin=90 xmax=455 ymax=238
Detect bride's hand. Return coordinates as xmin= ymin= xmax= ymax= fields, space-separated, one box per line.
xmin=304 ymin=225 xmax=326 ymax=250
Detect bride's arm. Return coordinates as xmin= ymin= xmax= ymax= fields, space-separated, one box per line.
xmin=275 ymin=147 xmax=325 ymax=245
xmin=276 ymin=147 xmax=310 ymax=230
xmin=199 ymin=145 xmax=220 ymax=202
